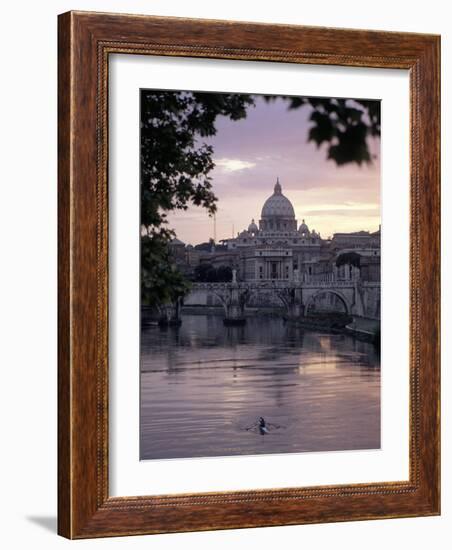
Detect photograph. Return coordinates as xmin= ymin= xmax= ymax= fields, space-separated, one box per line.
xmin=139 ymin=90 xmax=382 ymax=460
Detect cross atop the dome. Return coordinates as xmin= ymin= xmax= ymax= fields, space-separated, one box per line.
xmin=274 ymin=177 xmax=282 ymax=195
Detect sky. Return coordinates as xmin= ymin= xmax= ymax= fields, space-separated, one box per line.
xmin=166 ymin=95 xmax=380 ymax=245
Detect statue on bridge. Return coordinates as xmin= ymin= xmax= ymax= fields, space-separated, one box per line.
xmin=275 ymin=286 xmax=304 ymax=322
xmin=220 ymin=270 xmax=249 ymax=326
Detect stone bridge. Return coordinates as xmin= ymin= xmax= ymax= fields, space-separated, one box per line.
xmin=184 ymin=275 xmax=380 ymax=324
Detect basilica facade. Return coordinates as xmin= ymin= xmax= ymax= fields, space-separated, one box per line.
xmin=225 ymin=178 xmax=329 ymax=282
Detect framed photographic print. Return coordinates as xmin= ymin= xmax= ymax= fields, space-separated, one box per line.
xmin=58 ymin=11 xmax=440 ymax=538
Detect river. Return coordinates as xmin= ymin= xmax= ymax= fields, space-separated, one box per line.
xmin=140 ymin=314 xmax=380 ymax=460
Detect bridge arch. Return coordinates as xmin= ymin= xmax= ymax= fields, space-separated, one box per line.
xmin=304 ymin=289 xmax=350 ymax=316
xmin=243 ymin=285 xmax=294 ymax=310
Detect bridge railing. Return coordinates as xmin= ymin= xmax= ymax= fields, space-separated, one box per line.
xmin=190 ymin=277 xmax=363 ymax=292
xmin=300 ymin=272 xmax=360 ymax=284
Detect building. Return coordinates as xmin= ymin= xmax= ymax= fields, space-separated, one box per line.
xmin=223 ymin=178 xmax=323 ymax=281
xmin=175 ymin=178 xmax=380 ymax=283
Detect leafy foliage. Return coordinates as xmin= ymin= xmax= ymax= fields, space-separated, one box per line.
xmin=335 ymin=251 xmax=362 ymax=268
xmin=140 ymin=91 xmax=253 ymax=306
xmin=194 ymin=239 xmax=216 ymax=252
xmin=194 ymin=263 xmax=233 ymax=283
xmin=141 ymin=232 xmax=191 ymax=307
xmin=266 ymin=96 xmax=380 ymax=166
xmin=141 ymin=91 xmax=254 ymax=229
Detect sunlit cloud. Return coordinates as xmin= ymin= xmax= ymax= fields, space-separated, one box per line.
xmin=214 ymin=158 xmax=256 ymax=172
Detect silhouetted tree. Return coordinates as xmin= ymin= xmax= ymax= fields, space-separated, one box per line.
xmin=336 ymin=251 xmax=362 ymax=268
xmin=266 ymin=96 xmax=380 ymax=166
xmin=193 ymin=263 xmax=213 ymax=282
xmin=194 ymin=238 xmax=216 ymax=252
xmin=193 ymin=264 xmax=233 ymax=283
xmin=141 ymin=233 xmax=190 ymax=306
xmin=216 ymin=265 xmax=233 ymax=282
xmin=141 ymin=91 xmax=253 ymax=306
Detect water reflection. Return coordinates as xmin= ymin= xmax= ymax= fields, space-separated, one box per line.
xmin=140 ymin=314 xmax=380 ymax=460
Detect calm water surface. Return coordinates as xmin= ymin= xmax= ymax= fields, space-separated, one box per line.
xmin=140 ymin=314 xmax=380 ymax=459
